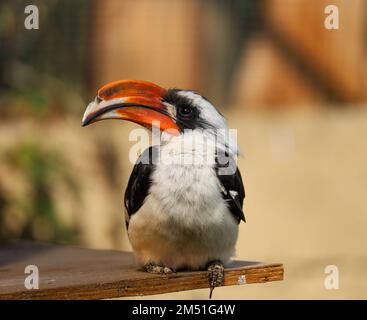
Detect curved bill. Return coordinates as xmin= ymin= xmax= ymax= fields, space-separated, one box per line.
xmin=82 ymin=80 xmax=179 ymax=134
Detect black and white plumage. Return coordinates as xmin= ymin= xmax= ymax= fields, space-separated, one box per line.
xmin=82 ymin=80 xmax=245 ymax=297
xmin=125 ymin=145 xmax=245 ymax=227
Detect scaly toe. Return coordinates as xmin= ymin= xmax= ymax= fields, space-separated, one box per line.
xmin=144 ymin=263 xmax=175 ymax=274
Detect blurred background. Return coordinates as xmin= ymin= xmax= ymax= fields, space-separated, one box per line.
xmin=1 ymin=0 xmax=367 ymax=299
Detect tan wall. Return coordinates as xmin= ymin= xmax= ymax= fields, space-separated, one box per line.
xmin=232 ymin=0 xmax=367 ymax=108
xmin=90 ymin=0 xmax=202 ymax=90
xmin=88 ymin=0 xmax=367 ymax=109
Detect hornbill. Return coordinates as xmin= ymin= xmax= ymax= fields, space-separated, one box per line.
xmin=82 ymin=80 xmax=245 ymax=298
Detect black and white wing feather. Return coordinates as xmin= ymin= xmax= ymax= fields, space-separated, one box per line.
xmin=124 ymin=146 xmax=157 ymax=229
xmin=215 ymin=155 xmax=245 ymax=224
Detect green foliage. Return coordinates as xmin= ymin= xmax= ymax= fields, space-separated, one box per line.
xmin=0 ymin=141 xmax=79 ymax=244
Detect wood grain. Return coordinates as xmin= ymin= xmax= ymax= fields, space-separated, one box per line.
xmin=0 ymin=242 xmax=283 ymax=300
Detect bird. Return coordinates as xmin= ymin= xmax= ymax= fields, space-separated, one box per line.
xmin=82 ymin=80 xmax=245 ymax=298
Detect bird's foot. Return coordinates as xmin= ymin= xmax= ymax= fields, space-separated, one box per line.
xmin=207 ymin=260 xmax=224 ymax=299
xmin=144 ymin=262 xmax=175 ymax=274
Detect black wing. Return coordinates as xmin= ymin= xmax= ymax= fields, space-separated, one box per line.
xmin=124 ymin=146 xmax=157 ymax=229
xmin=215 ymin=154 xmax=245 ymax=224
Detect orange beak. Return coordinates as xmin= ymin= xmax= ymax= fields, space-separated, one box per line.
xmin=82 ymin=80 xmax=179 ymax=133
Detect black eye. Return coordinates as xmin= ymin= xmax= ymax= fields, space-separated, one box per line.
xmin=178 ymin=105 xmax=193 ymax=117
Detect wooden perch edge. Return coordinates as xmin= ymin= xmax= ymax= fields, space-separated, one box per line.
xmin=0 ymin=242 xmax=284 ymax=300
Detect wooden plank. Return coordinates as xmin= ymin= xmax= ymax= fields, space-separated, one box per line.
xmin=0 ymin=242 xmax=283 ymax=300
